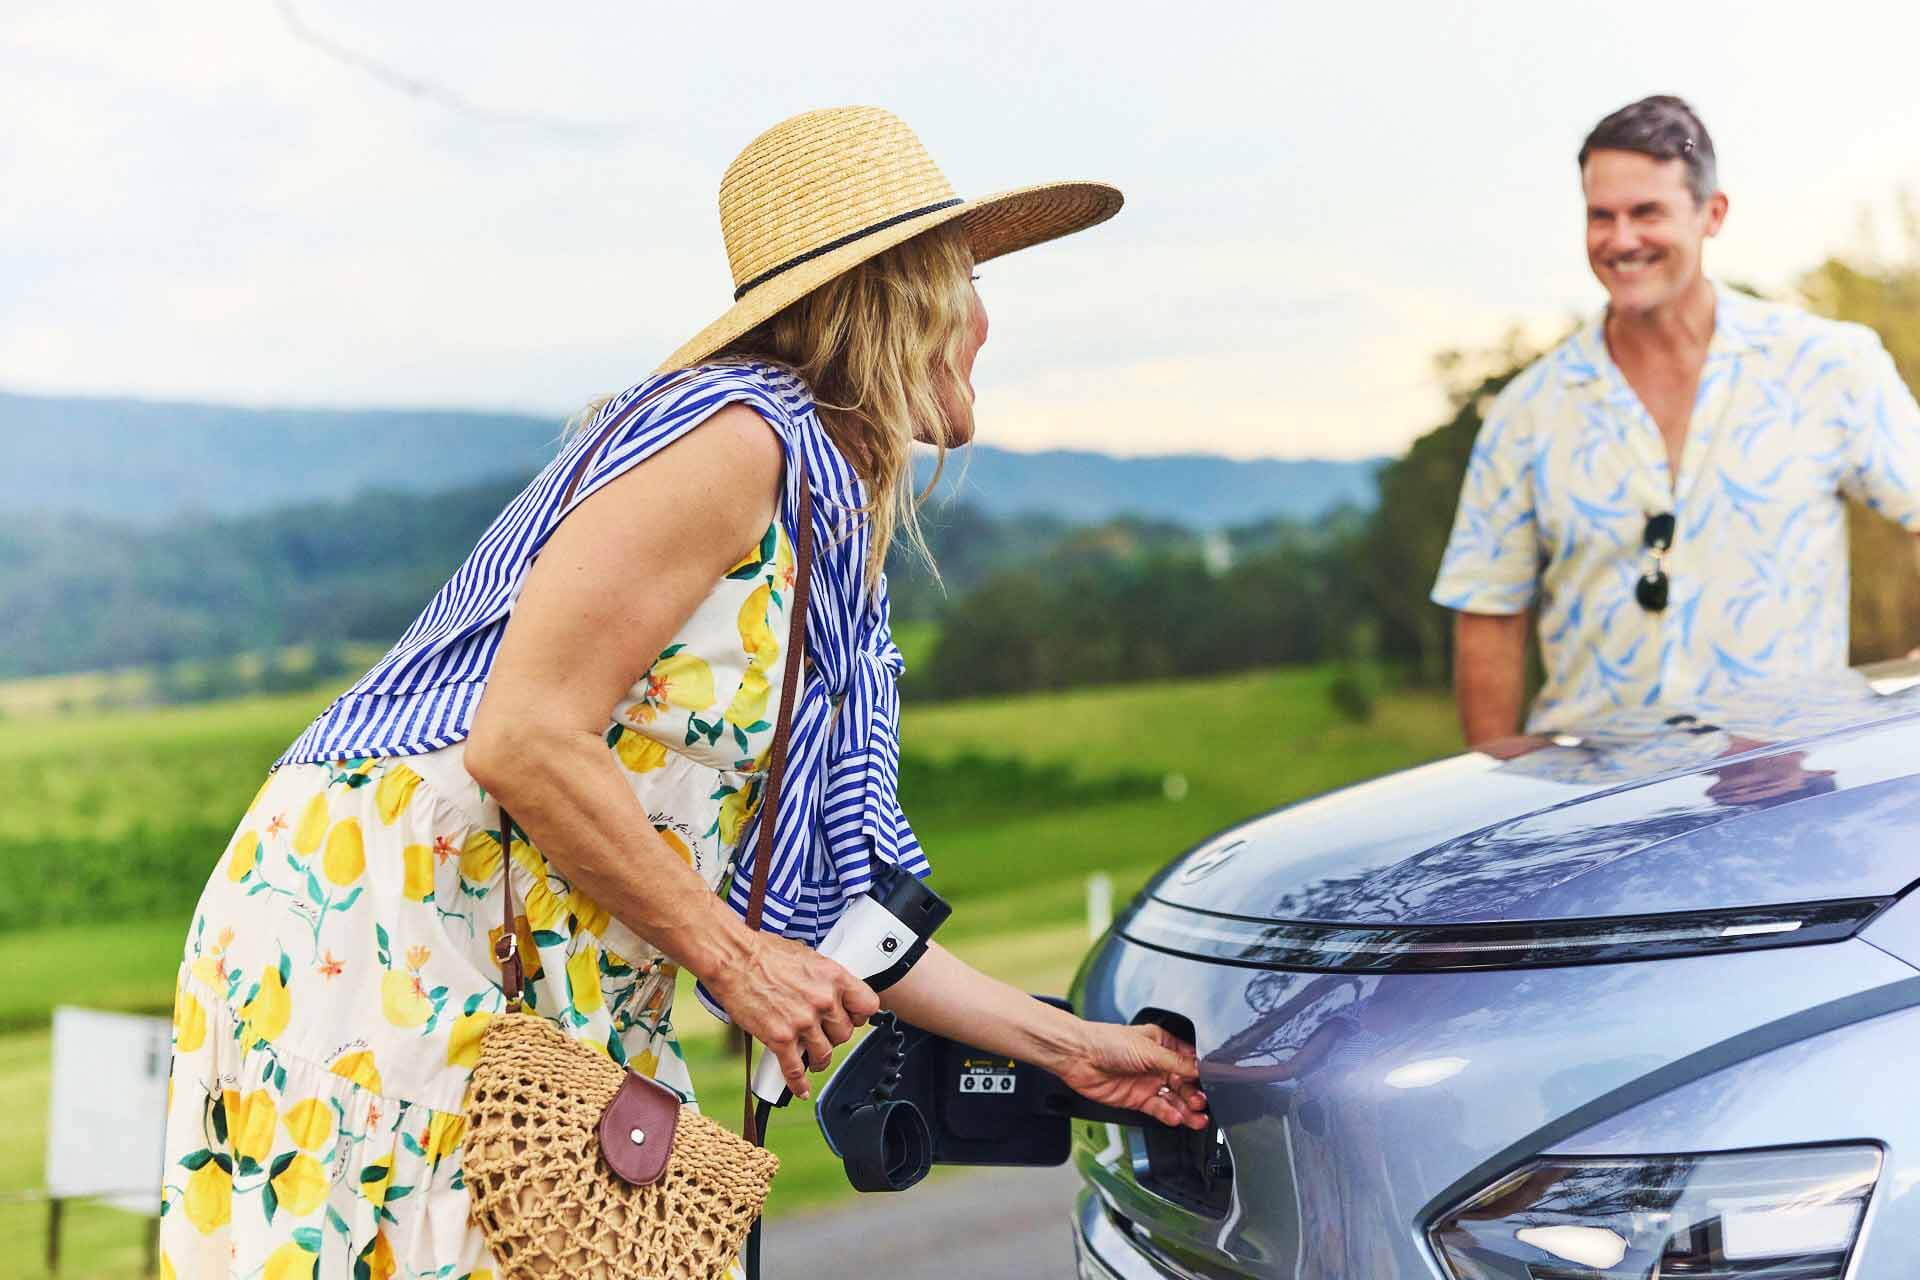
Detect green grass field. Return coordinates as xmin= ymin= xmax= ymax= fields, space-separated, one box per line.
xmin=0 ymin=664 xmax=1459 ymax=1278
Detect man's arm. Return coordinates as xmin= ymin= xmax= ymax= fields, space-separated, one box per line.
xmin=1453 ymin=610 xmax=1530 ymax=746
xmin=1430 ymin=377 xmax=1543 ymax=746
xmin=1911 ymin=536 xmax=1920 ymax=660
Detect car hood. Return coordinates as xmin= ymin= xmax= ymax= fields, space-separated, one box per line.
xmin=1151 ymin=667 xmax=1920 ymax=924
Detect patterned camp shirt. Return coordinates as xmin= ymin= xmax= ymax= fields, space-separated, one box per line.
xmin=1432 ymin=284 xmax=1920 ymax=731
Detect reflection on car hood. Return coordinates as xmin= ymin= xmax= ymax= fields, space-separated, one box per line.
xmin=1151 ymin=668 xmax=1920 ymax=924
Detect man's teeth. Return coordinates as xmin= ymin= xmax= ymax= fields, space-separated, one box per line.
xmin=1612 ymin=258 xmax=1655 ymax=274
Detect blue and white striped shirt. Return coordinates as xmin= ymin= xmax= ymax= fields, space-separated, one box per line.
xmin=279 ymin=361 xmax=929 ymax=946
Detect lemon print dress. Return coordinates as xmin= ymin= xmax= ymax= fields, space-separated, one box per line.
xmin=154 ymin=363 xmax=930 ymax=1280
xmin=160 ymin=520 xmax=792 ymax=1280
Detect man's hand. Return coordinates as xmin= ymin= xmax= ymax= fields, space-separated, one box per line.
xmin=1453 ymin=611 xmax=1531 ymax=747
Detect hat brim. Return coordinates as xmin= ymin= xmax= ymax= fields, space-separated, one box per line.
xmin=655 ymin=180 xmax=1123 ymax=374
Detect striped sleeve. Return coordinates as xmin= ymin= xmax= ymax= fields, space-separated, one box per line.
xmin=553 ymin=366 xmax=797 ymax=534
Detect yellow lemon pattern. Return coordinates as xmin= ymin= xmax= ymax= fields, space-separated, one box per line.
xmin=374 ymin=764 xmax=422 ymax=824
xmin=566 ymin=945 xmax=604 ymax=1015
xmin=226 ymin=829 xmax=262 ymax=883
xmin=264 ymin=1240 xmax=318 ymax=1280
xmin=423 ymin=1112 xmax=467 ymax=1163
xmin=270 ymin=1153 xmax=331 ymax=1217
xmin=569 ymin=890 xmax=610 ymax=939
xmin=162 ymin=520 xmax=791 ymax=1275
xmin=717 ymin=781 xmax=763 ymax=847
xmin=609 ymin=723 xmax=668 ymax=774
xmin=328 ymin=1049 xmax=383 ymax=1094
xmin=656 ymin=825 xmax=696 ymax=869
xmin=444 ymin=1010 xmax=493 ymax=1068
xmin=230 ymin=1089 xmax=278 ymax=1163
xmin=291 ymin=792 xmax=329 ymax=855
xmin=172 ymin=987 xmax=208 ymax=1055
xmin=400 ymin=843 xmax=434 ymax=901
xmin=322 ymin=819 xmax=365 ymax=887
xmin=239 ymin=960 xmax=292 ymax=1047
xmin=281 ymin=1098 xmax=333 ymax=1151
xmin=457 ymin=829 xmax=502 ymax=884
xmin=183 ymin=1160 xmax=231 ymax=1234
xmin=380 ymin=970 xmax=432 ymax=1029
xmin=358 ymin=1231 xmax=397 ymax=1280
xmin=634 ymin=650 xmax=716 ymax=724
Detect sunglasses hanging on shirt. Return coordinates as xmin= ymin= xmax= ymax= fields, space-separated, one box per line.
xmin=1637 ymin=512 xmax=1676 ymax=612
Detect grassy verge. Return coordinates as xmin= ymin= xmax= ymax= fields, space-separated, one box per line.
xmin=0 ymin=918 xmax=192 ymax=1032
xmin=0 ymin=663 xmax=1462 ymax=1278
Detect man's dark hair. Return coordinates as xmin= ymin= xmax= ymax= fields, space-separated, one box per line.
xmin=1578 ymin=95 xmax=1718 ymax=204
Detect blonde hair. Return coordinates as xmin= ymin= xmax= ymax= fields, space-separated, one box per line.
xmin=575 ymin=223 xmax=976 ymax=586
xmin=719 ymin=223 xmax=976 ymax=583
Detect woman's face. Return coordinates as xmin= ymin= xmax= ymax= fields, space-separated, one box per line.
xmin=925 ymin=279 xmax=987 ymax=446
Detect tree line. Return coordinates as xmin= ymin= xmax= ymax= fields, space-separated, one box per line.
xmin=7 ymin=238 xmax=1917 ymax=703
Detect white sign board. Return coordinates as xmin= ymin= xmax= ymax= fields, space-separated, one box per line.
xmin=46 ymin=1007 xmax=171 ymax=1214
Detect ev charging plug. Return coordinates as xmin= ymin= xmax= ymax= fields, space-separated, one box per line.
xmin=750 ymin=865 xmax=951 ymax=1106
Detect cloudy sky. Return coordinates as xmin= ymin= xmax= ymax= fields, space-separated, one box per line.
xmin=5 ymin=0 xmax=1919 ymax=459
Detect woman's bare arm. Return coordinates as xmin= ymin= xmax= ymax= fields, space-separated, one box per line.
xmin=881 ymin=944 xmax=1207 ymax=1128
xmin=464 ymin=404 xmax=876 ymax=1097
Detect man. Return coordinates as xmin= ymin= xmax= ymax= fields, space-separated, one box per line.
xmin=1432 ymin=94 xmax=1920 ymax=745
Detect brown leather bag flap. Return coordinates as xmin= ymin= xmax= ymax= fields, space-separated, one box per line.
xmin=597 ymin=1070 xmax=683 ymax=1186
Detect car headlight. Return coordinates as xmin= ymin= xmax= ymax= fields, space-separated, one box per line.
xmin=1429 ymin=1144 xmax=1882 ymax=1278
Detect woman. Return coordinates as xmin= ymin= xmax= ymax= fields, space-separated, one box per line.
xmin=159 ymin=107 xmax=1207 ymax=1280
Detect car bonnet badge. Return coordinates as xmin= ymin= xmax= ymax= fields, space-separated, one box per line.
xmin=1177 ymin=838 xmax=1247 ymax=884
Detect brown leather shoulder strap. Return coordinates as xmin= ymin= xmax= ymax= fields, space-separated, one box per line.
xmin=494 ymin=807 xmax=526 ymax=1010
xmin=743 ymin=455 xmax=814 ymax=1143
xmin=743 ymin=463 xmax=815 ymax=935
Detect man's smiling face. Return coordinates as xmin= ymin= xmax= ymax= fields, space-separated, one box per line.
xmin=1581 ymin=148 xmax=1726 ymax=317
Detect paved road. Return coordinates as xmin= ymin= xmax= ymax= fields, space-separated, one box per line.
xmin=762 ymin=1164 xmax=1084 ymax=1278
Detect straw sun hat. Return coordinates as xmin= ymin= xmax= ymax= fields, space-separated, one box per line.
xmin=656 ymin=106 xmax=1123 ymax=373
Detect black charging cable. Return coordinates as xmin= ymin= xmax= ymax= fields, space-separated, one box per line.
xmin=870 ymin=1013 xmax=907 ymax=1100
xmin=747 ymin=1015 xmax=917 ymax=1276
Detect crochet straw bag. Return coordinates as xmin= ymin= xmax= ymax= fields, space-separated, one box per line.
xmin=463 ymin=426 xmax=815 ymax=1280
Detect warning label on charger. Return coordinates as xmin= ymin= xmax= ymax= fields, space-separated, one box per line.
xmin=957 ymin=1056 xmax=1018 ymax=1095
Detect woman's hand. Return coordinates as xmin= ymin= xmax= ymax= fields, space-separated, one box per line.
xmin=1054 ymin=1021 xmax=1210 ymax=1130
xmin=701 ymin=929 xmax=880 ymax=1100
xmin=880 ymin=945 xmax=1209 ymax=1129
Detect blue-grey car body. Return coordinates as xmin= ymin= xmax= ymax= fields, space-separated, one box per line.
xmin=1068 ymin=667 xmax=1920 ymax=1278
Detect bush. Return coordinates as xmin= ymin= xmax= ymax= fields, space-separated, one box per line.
xmin=2 ymin=824 xmax=227 ymax=932
xmin=897 ymin=750 xmax=1159 ymax=829
xmin=1327 ymin=664 xmax=1380 ymax=723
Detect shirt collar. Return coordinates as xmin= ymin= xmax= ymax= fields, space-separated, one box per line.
xmin=1556 ymin=281 xmax=1773 ymax=388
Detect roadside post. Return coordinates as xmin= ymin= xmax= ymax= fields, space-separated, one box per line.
xmin=1086 ymin=872 xmax=1113 ymax=940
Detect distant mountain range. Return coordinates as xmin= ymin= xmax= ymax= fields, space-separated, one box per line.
xmin=13 ymin=388 xmax=1383 ymax=529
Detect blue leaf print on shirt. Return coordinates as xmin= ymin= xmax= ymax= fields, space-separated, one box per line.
xmin=1716 ymin=467 xmax=1777 ymax=533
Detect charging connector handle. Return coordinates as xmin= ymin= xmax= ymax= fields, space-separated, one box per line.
xmin=751 ymin=871 xmax=951 ymax=1106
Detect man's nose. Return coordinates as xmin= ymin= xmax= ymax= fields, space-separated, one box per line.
xmin=1599 ymin=221 xmax=1642 ymax=257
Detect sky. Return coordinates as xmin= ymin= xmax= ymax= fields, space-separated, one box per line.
xmin=5 ymin=0 xmax=1920 ymax=460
